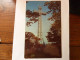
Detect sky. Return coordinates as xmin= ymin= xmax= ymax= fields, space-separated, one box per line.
xmin=25 ymin=1 xmax=54 ymax=44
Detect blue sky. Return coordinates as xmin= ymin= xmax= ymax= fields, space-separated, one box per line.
xmin=25 ymin=1 xmax=54 ymax=44
xmin=26 ymin=1 xmax=49 ymax=12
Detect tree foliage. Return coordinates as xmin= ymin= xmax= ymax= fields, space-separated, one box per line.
xmin=46 ymin=26 xmax=61 ymax=44
xmin=26 ymin=10 xmax=39 ymax=27
xmin=44 ymin=1 xmax=61 ymax=21
xmin=45 ymin=1 xmax=61 ymax=43
xmin=25 ymin=32 xmax=40 ymax=49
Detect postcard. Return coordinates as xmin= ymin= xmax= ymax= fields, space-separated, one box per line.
xmin=12 ymin=0 xmax=69 ymax=60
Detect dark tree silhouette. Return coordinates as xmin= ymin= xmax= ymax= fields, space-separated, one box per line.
xmin=46 ymin=26 xmax=61 ymax=44
xmin=44 ymin=1 xmax=61 ymax=34
xmin=44 ymin=1 xmax=61 ymax=44
xmin=26 ymin=10 xmax=39 ymax=26
xmin=25 ymin=32 xmax=40 ymax=49
xmin=44 ymin=1 xmax=61 ymax=21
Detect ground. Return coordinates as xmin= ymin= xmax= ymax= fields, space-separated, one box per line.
xmin=25 ymin=44 xmax=61 ymax=58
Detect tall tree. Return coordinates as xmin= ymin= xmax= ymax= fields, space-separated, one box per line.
xmin=44 ymin=1 xmax=61 ymax=43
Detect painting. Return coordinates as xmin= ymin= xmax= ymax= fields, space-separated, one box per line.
xmin=25 ymin=1 xmax=61 ymax=58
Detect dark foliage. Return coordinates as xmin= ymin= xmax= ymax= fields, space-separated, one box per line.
xmin=45 ymin=1 xmax=61 ymax=45
xmin=26 ymin=10 xmax=39 ymax=26
xmin=44 ymin=1 xmax=61 ymax=21
xmin=25 ymin=32 xmax=40 ymax=49
xmin=46 ymin=26 xmax=61 ymax=44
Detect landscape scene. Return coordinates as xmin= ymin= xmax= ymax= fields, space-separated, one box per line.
xmin=25 ymin=1 xmax=61 ymax=58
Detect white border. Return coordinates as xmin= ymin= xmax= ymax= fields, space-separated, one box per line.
xmin=12 ymin=0 xmax=69 ymax=60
